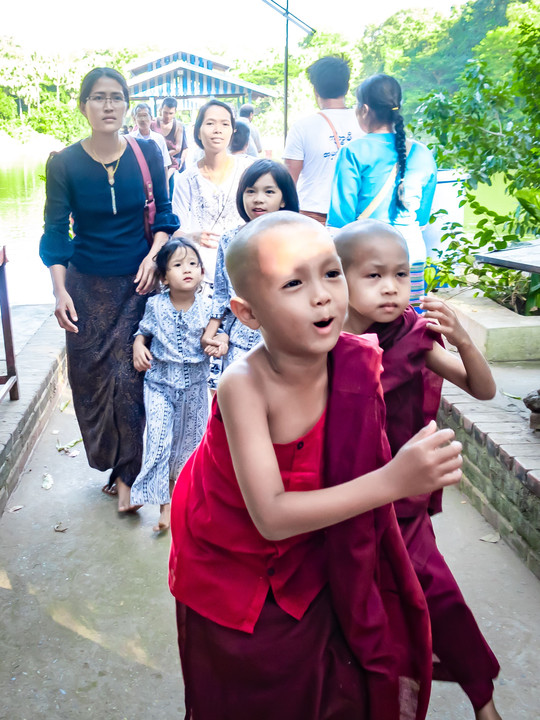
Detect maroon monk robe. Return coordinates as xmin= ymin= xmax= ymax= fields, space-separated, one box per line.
xmin=369 ymin=305 xmax=444 ymax=518
xmin=367 ymin=306 xmax=500 ymax=711
xmin=325 ymin=332 xmax=432 ymax=720
xmin=170 ymin=332 xmax=432 ymax=720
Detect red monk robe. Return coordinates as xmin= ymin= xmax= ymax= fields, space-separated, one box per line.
xmin=169 ymin=333 xmax=432 ymax=720
xmin=367 ymin=305 xmax=500 ymax=711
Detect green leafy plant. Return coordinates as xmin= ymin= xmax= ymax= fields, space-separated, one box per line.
xmin=425 ymin=240 xmax=539 ymax=317
xmin=415 ymin=8 xmax=540 ymax=315
xmin=425 ymin=189 xmax=540 ymax=316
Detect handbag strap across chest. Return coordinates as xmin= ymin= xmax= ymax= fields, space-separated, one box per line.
xmin=125 ymin=135 xmax=155 ymax=222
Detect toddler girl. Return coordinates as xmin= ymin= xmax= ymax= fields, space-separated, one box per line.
xmin=131 ymin=238 xmax=228 ymax=531
xmin=202 ymin=159 xmax=299 ymax=374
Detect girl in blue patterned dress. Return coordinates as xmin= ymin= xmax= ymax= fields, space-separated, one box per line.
xmin=131 ymin=238 xmax=228 ymax=531
xmin=202 ymin=159 xmax=299 ymax=383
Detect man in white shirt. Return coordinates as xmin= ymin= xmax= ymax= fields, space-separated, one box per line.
xmin=283 ymin=56 xmax=363 ymax=224
xmin=130 ymin=103 xmax=172 ymax=173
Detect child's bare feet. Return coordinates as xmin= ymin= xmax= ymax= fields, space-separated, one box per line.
xmin=475 ymin=699 xmax=502 ymax=720
xmin=117 ymin=478 xmax=142 ymax=514
xmin=153 ymin=503 xmax=171 ymax=533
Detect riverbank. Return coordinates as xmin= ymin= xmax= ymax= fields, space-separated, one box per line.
xmin=0 ymin=127 xmax=64 ymax=165
xmin=0 ymin=131 xmax=61 ymax=306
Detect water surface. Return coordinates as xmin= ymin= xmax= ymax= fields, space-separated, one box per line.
xmin=0 ymin=159 xmax=54 ymax=306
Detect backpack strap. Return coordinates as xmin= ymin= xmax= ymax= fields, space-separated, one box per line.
xmin=319 ymin=111 xmax=342 ymax=152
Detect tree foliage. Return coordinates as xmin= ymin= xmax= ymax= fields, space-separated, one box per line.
xmin=0 ymin=90 xmax=17 ymax=121
xmin=354 ymin=9 xmax=450 ymax=81
xmin=231 ymin=0 xmax=529 ymax=135
xmin=0 ymin=37 xmax=139 ymax=143
xmin=354 ymin=0 xmax=527 ymax=116
xmin=414 ymin=2 xmax=540 ymax=315
xmin=26 ymin=100 xmax=87 ymax=145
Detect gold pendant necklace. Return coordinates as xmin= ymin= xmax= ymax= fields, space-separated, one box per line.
xmin=89 ymin=140 xmax=123 ymax=215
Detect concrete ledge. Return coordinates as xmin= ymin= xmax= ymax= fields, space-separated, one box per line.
xmin=440 ymin=289 xmax=540 ymax=361
xmin=0 ymin=312 xmax=66 ymax=514
xmin=439 ymin=382 xmax=540 ymax=580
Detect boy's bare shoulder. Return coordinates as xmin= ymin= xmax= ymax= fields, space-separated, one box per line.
xmin=217 ymin=346 xmax=269 ymax=410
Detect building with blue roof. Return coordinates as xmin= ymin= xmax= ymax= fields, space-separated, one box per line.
xmin=127 ymin=49 xmax=277 ymax=114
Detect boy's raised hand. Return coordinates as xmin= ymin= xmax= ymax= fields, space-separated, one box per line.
xmin=420 ymin=295 xmax=470 ymax=349
xmin=390 ymin=420 xmax=462 ymax=497
xmin=421 ymin=294 xmax=496 ymax=399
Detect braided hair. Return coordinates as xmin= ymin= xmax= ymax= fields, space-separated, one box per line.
xmin=356 ymin=74 xmax=407 ymax=217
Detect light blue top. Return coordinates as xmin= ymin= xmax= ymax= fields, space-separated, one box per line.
xmin=136 ymin=291 xmax=211 ymax=389
xmin=327 ymin=133 xmax=437 ymax=230
xmin=212 ymin=226 xmax=262 ymax=351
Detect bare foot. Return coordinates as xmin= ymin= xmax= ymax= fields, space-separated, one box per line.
xmin=117 ymin=478 xmax=142 ymax=514
xmin=101 ymin=482 xmax=117 ymax=497
xmin=153 ymin=503 xmax=171 ymax=533
xmin=475 ymin=699 xmax=502 ymax=720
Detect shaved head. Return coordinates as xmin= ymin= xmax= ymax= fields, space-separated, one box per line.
xmin=334 ymin=219 xmax=408 ymax=271
xmin=225 ymin=211 xmax=329 ymax=301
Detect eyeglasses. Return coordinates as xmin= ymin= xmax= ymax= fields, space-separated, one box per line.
xmin=86 ymin=93 xmax=126 ymax=106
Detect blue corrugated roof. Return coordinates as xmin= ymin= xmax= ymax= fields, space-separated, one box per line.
xmin=127 ymin=55 xmax=277 ymax=101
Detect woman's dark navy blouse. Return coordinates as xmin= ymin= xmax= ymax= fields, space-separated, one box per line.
xmin=39 ymin=139 xmax=179 ymax=276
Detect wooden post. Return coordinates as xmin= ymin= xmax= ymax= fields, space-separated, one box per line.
xmin=0 ymin=248 xmax=19 ymax=401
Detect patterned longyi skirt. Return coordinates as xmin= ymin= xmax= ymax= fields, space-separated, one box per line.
xmin=65 ymin=265 xmax=148 ymax=488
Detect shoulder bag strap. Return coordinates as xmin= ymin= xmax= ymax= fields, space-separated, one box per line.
xmin=319 ymin=111 xmax=342 ymax=152
xmin=125 ymin=135 xmax=155 ymax=223
xmin=358 ymin=139 xmax=413 ymax=220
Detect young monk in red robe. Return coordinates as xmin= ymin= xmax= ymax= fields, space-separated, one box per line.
xmin=168 ymin=212 xmax=464 ymax=720
xmin=334 ymin=219 xmax=502 ymax=720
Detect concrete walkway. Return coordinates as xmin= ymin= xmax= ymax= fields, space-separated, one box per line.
xmin=0 ymin=386 xmax=539 ymax=719
xmin=0 ymin=384 xmax=184 ymax=720
xmin=0 ymin=306 xmax=539 ymax=719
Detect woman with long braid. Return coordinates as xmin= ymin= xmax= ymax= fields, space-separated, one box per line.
xmin=327 ymin=74 xmax=436 ymax=307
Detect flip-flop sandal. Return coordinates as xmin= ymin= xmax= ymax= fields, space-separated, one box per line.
xmin=101 ymin=482 xmax=118 ymax=497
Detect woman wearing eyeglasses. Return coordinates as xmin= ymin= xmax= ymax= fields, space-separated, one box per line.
xmin=39 ymin=67 xmax=179 ymax=514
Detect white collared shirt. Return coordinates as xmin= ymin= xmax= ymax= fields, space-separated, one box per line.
xmin=130 ymin=128 xmax=171 ymax=169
